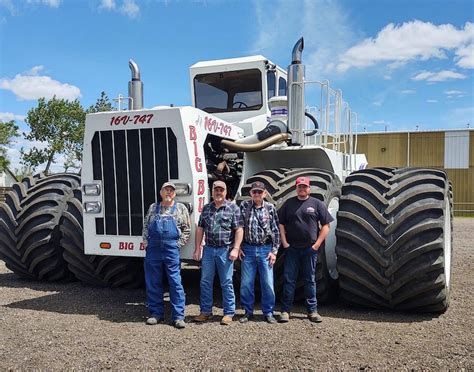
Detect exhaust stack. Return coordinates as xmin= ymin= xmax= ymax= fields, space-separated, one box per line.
xmin=128 ymin=59 xmax=143 ymax=110
xmin=287 ymin=37 xmax=305 ymax=145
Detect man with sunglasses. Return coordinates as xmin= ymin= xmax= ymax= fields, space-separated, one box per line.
xmin=193 ymin=180 xmax=243 ymax=325
xmin=278 ymin=176 xmax=333 ymax=323
xmin=238 ymin=181 xmax=280 ymax=324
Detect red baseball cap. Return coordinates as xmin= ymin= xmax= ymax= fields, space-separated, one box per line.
xmin=295 ymin=176 xmax=310 ymax=187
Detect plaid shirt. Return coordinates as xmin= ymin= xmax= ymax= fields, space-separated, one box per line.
xmin=240 ymin=200 xmax=280 ymax=254
xmin=198 ymin=200 xmax=243 ymax=248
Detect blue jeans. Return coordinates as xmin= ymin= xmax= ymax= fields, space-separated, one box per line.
xmin=200 ymin=246 xmax=235 ymax=316
xmin=240 ymin=244 xmax=275 ymax=316
xmin=144 ymin=240 xmax=185 ymax=321
xmin=281 ymin=246 xmax=318 ymax=313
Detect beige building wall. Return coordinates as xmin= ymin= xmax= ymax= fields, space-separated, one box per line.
xmin=354 ymin=130 xmax=473 ymax=216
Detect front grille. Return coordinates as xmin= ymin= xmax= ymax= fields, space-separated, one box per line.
xmin=91 ymin=128 xmax=179 ymax=236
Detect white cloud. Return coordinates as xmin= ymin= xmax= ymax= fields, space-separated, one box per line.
xmin=426 ymin=99 xmax=438 ymax=103
xmin=0 ymin=112 xmax=26 ymax=122
xmin=444 ymin=90 xmax=464 ymax=94
xmin=99 ymin=0 xmax=116 ymax=10
xmin=455 ymin=43 xmax=474 ymax=69
xmin=336 ymin=20 xmax=474 ymax=72
xmin=120 ymin=0 xmax=139 ymax=18
xmin=411 ymin=70 xmax=466 ymax=82
xmin=0 ymin=66 xmax=81 ymax=101
xmin=401 ymin=89 xmax=416 ymax=94
xmin=372 ymin=101 xmax=382 ymax=106
xmin=26 ymin=0 xmax=61 ymax=7
xmin=373 ymin=120 xmax=385 ymax=124
xmin=252 ymin=0 xmax=356 ymax=80
xmin=99 ymin=0 xmax=139 ymax=19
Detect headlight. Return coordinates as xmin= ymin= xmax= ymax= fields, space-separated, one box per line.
xmin=83 ymin=183 xmax=101 ymax=195
xmin=84 ymin=201 xmax=102 ymax=213
xmin=174 ymin=183 xmax=192 ymax=195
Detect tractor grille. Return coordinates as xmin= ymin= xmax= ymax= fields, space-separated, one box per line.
xmin=91 ymin=128 xmax=179 ymax=236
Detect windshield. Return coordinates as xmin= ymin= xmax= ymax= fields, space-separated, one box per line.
xmin=194 ymin=69 xmax=263 ymax=113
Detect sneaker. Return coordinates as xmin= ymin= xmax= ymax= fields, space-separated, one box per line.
xmin=146 ymin=317 xmax=164 ymax=325
xmin=239 ymin=313 xmax=253 ymax=324
xmin=308 ymin=312 xmax=323 ymax=323
xmin=173 ymin=319 xmax=186 ymax=329
xmin=220 ymin=315 xmax=233 ymax=325
xmin=194 ymin=313 xmax=212 ymax=323
xmin=265 ymin=314 xmax=277 ymax=324
xmin=279 ymin=312 xmax=290 ymax=323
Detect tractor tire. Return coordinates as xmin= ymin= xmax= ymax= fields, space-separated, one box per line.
xmin=336 ymin=167 xmax=452 ymax=312
xmin=60 ymin=188 xmax=144 ymax=288
xmin=238 ymin=167 xmax=341 ymax=304
xmin=12 ymin=173 xmax=82 ymax=281
xmin=0 ymin=176 xmax=39 ymax=278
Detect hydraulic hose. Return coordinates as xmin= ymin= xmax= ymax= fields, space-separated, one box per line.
xmin=304 ymin=111 xmax=319 ymax=136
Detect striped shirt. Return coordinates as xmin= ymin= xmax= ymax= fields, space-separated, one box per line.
xmin=142 ymin=202 xmax=191 ymax=248
xmin=240 ymin=200 xmax=280 ymax=254
xmin=198 ymin=200 xmax=243 ymax=248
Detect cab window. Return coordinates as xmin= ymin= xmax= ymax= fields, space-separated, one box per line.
xmin=194 ymin=69 xmax=263 ymax=113
xmin=278 ymin=77 xmax=287 ymax=96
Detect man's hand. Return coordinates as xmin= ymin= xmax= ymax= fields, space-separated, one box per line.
xmin=229 ymin=248 xmax=239 ymax=261
xmin=311 ymin=241 xmax=321 ymax=251
xmin=282 ymin=243 xmax=290 ymax=249
xmin=193 ymin=247 xmax=202 ymax=261
xmin=238 ymin=249 xmax=245 ymax=260
xmin=267 ymin=252 xmax=276 ymax=267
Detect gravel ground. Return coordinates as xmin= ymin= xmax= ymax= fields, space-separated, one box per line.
xmin=1 ymin=218 xmax=473 ymax=370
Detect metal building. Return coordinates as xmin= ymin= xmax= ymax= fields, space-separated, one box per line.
xmin=355 ymin=129 xmax=474 ymax=216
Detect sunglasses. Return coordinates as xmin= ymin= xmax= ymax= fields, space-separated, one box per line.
xmin=251 ymin=189 xmax=264 ymax=194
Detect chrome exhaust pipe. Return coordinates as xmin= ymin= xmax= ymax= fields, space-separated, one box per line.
xmin=288 ymin=37 xmax=305 ymax=145
xmin=128 ymin=59 xmax=143 ymax=110
xmin=221 ymin=133 xmax=290 ymax=152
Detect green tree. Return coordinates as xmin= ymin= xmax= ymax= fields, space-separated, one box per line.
xmin=87 ymin=91 xmax=114 ymax=113
xmin=14 ymin=165 xmax=34 ymax=180
xmin=0 ymin=120 xmax=19 ymax=170
xmin=22 ymin=97 xmax=85 ymax=174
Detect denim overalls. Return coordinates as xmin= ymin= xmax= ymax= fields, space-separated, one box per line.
xmin=144 ymin=203 xmax=185 ymax=321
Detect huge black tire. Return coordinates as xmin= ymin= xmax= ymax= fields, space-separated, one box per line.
xmin=238 ymin=167 xmax=342 ymax=304
xmin=60 ymin=188 xmax=144 ymax=288
xmin=0 ymin=175 xmax=41 ymax=278
xmin=3 ymin=173 xmax=81 ymax=281
xmin=336 ymin=167 xmax=452 ymax=312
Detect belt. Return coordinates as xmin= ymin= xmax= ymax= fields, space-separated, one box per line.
xmin=244 ymin=240 xmax=272 ymax=247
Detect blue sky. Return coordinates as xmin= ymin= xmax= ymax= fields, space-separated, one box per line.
xmin=0 ymin=0 xmax=473 ymax=171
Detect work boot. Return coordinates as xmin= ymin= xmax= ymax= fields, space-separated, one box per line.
xmin=220 ymin=315 xmax=233 ymax=325
xmin=194 ymin=313 xmax=212 ymax=323
xmin=173 ymin=319 xmax=186 ymax=329
xmin=239 ymin=313 xmax=253 ymax=324
xmin=279 ymin=312 xmax=290 ymax=323
xmin=146 ymin=316 xmax=164 ymax=325
xmin=308 ymin=312 xmax=323 ymax=323
xmin=265 ymin=314 xmax=277 ymax=324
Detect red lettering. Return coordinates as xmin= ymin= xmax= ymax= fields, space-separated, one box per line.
xmin=189 ymin=125 xmax=197 ymax=140
xmin=198 ymin=197 xmax=205 ymax=213
xmin=195 ymin=157 xmax=202 ymax=172
xmin=140 ymin=242 xmax=146 ymax=250
xmin=119 ymin=242 xmax=134 ymax=250
xmin=193 ymin=141 xmax=199 ymax=157
xmin=198 ymin=179 xmax=205 ymax=195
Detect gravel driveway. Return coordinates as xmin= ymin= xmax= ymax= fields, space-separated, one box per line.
xmin=1 ymin=218 xmax=472 ymax=369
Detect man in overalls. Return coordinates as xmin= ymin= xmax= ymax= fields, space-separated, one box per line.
xmin=143 ymin=182 xmax=191 ymax=328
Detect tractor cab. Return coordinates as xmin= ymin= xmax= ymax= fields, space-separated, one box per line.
xmin=190 ymin=56 xmax=287 ymax=125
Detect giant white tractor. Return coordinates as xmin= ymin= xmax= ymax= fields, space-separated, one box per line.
xmin=0 ymin=38 xmax=452 ymax=312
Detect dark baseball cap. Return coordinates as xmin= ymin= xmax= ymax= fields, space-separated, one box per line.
xmin=250 ymin=181 xmax=266 ymax=191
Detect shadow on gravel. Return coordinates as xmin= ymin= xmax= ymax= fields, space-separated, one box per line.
xmin=2 ymin=269 xmax=438 ymax=324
